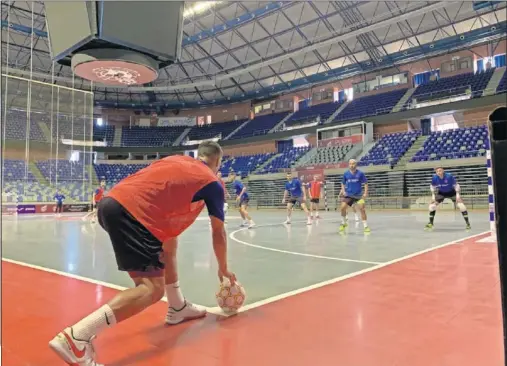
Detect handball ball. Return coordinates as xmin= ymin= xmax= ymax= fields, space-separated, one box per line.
xmin=216 ymin=279 xmax=246 ymax=313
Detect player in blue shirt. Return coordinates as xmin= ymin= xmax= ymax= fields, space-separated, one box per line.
xmin=229 ymin=171 xmax=255 ymax=228
xmin=426 ymin=167 xmax=471 ymax=230
xmin=54 ymin=190 xmax=66 ymax=216
xmin=282 ymin=172 xmax=311 ymax=225
xmin=339 ymin=159 xmax=369 ymax=233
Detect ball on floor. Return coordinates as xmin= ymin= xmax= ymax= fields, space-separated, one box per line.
xmin=216 ymin=279 xmax=246 ymax=313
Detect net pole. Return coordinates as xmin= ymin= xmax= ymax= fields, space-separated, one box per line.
xmin=323 ymin=181 xmax=328 ymax=211
xmin=486 ymin=150 xmax=496 ymax=240
xmin=49 ymin=62 xmax=55 ymax=187
xmin=55 ymin=87 xmax=60 ymax=190
xmin=487 ymin=106 xmax=507 ymax=355
xmin=1 ymin=2 xmax=12 ymax=194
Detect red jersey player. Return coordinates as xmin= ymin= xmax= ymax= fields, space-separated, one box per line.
xmin=82 ymin=180 xmax=106 ymax=223
xmin=307 ymin=175 xmax=323 ymax=219
xmin=49 ymin=141 xmax=236 ymax=366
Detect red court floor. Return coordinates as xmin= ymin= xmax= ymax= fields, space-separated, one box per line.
xmin=2 ymin=232 xmax=504 ymax=366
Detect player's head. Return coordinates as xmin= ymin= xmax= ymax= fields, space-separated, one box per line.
xmin=217 ymin=171 xmax=222 ymax=179
xmin=286 ymin=172 xmax=293 ymax=181
xmin=349 ymin=159 xmax=357 ymax=171
xmin=228 ymin=170 xmax=237 ymax=182
xmin=435 ymin=166 xmax=445 ymax=178
xmin=313 ymin=175 xmax=318 ymax=181
xmin=100 ymin=180 xmax=106 ymax=188
xmin=197 ymin=141 xmax=223 ymax=173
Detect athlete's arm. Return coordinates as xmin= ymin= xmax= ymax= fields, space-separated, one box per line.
xmin=361 ymin=173 xmax=369 ymax=198
xmin=194 ymin=182 xmax=235 ymax=283
xmin=340 ymin=175 xmax=346 ymax=196
xmin=283 ymin=183 xmax=289 ymax=203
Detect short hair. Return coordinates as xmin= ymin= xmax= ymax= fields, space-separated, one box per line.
xmin=197 ymin=141 xmax=222 ymax=159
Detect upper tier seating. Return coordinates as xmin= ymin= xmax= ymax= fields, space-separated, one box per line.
xmin=2 ymin=159 xmax=36 ymax=180
xmin=121 ymin=126 xmax=187 ymax=147
xmin=411 ymin=125 xmax=489 ymax=162
xmin=333 ymin=89 xmax=407 ymax=122
xmin=286 ymin=101 xmax=343 ymax=127
xmin=4 ymin=110 xmax=47 ymax=142
xmin=230 ymin=112 xmax=289 ymax=139
xmin=93 ymin=125 xmax=115 ymax=144
xmin=497 ymin=70 xmax=507 ymax=93
xmin=359 ymin=131 xmax=421 ymax=166
xmin=257 ymin=146 xmax=311 ymax=174
xmin=187 ymin=119 xmax=247 ymax=141
xmin=219 ymin=153 xmax=275 ymax=177
xmin=306 ymin=145 xmax=353 ymax=165
xmin=411 ymin=69 xmax=495 ymax=103
xmin=36 ymin=160 xmax=92 ymax=181
xmin=94 ymin=163 xmax=148 ymax=183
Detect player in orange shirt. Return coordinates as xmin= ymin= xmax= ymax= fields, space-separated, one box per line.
xmin=49 ymin=141 xmax=237 ymax=366
xmin=307 ymin=175 xmax=323 ymax=219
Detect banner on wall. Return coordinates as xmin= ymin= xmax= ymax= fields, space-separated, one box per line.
xmin=36 ymin=204 xmax=57 ymax=214
xmin=17 ymin=205 xmax=36 ymax=214
xmin=296 ymin=168 xmax=325 ymax=183
xmin=157 ymin=117 xmax=196 ymax=127
xmin=64 ymin=204 xmax=91 ymax=213
xmin=317 ymin=134 xmax=362 ymax=148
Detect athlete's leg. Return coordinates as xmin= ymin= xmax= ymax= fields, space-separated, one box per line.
xmin=300 ymin=201 xmax=312 ymax=225
xmin=426 ymin=198 xmax=441 ymax=229
xmin=240 ymin=202 xmax=255 ymax=228
xmin=285 ymin=201 xmax=294 ymax=223
xmin=163 ymin=238 xmax=206 ymax=324
xmin=456 ymin=196 xmax=471 ymax=229
xmin=357 ymin=199 xmax=369 ymax=232
xmin=339 ymin=199 xmax=350 ymax=231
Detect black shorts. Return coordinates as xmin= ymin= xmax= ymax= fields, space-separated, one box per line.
xmin=289 ymin=196 xmax=304 ymax=205
xmin=97 ymin=197 xmax=164 ymax=278
xmin=310 ymin=198 xmax=320 ymax=204
xmin=239 ymin=197 xmax=249 ymax=207
xmin=342 ymin=196 xmax=362 ymax=207
xmin=435 ymin=189 xmax=457 ymax=204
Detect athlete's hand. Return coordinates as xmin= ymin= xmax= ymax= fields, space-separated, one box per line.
xmin=456 ymin=193 xmax=461 ymax=200
xmin=432 ymin=194 xmax=436 ymax=201
xmin=282 ymin=199 xmax=286 ymax=204
xmin=236 ymin=196 xmax=240 ymax=202
xmin=218 ymin=268 xmax=237 ymax=285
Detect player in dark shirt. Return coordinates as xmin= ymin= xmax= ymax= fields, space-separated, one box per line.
xmin=426 ymin=167 xmax=471 ymax=230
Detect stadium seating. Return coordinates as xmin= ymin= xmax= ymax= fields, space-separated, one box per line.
xmin=36 ymin=159 xmax=92 ymax=181
xmin=257 ymin=146 xmax=311 ymax=174
xmin=121 ymin=126 xmax=187 ymax=147
xmin=286 ymin=101 xmax=343 ymax=127
xmin=2 ymin=179 xmax=90 ymax=203
xmin=411 ymin=70 xmax=494 ymax=103
xmin=333 ymin=89 xmax=407 ymax=122
xmin=359 ymin=131 xmax=421 ymax=166
xmin=230 ymin=112 xmax=289 ymax=139
xmin=2 ymin=159 xmax=36 ymax=180
xmin=187 ymin=119 xmax=246 ymax=141
xmin=410 ymin=125 xmax=489 ymax=162
xmin=306 ymin=145 xmax=353 ymax=165
xmin=4 ymin=110 xmax=47 ymax=142
xmin=93 ymin=125 xmax=115 ymax=144
xmin=219 ymin=153 xmax=276 ymax=177
xmin=497 ymin=70 xmax=507 ymax=93
xmin=94 ymin=163 xmax=148 ymax=183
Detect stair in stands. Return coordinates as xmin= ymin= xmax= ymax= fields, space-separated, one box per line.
xmin=324 ymin=101 xmax=349 ymax=123
xmin=172 ymin=127 xmax=191 ymax=146
xmin=392 ymin=88 xmax=416 ymax=113
xmin=269 ymin=112 xmax=294 ymax=133
xmin=225 ymin=120 xmax=250 ymax=140
xmin=294 ymin=147 xmax=318 ymax=167
xmin=113 ymin=127 xmax=123 ymax=146
xmin=393 ymin=135 xmax=428 ymax=170
xmin=38 ymin=122 xmax=52 ymax=143
xmin=253 ymin=153 xmax=281 ymax=174
xmin=483 ymin=67 xmax=506 ymax=96
xmin=28 ymin=161 xmax=48 ymax=185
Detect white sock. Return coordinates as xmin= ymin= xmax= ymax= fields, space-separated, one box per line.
xmin=315 ymin=210 xmax=319 ymax=216
xmin=363 ymin=220 xmax=368 ymax=228
xmin=166 ymin=281 xmax=185 ymax=310
xmin=72 ymin=304 xmax=116 ymax=341
xmin=342 ymin=217 xmax=346 ymax=224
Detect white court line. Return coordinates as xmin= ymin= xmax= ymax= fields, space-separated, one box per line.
xmin=229 ymin=223 xmax=382 ymax=265
xmin=1 ymin=257 xmax=225 ymax=315
xmin=234 ymin=230 xmax=489 ymax=314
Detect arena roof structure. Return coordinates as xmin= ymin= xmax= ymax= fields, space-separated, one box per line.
xmin=1 ymin=1 xmax=506 ymax=109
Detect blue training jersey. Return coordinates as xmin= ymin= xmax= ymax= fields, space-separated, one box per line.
xmin=342 ymin=170 xmax=367 ymax=197
xmin=233 ymin=180 xmax=249 ymax=199
xmin=431 ymin=173 xmax=456 ymax=193
xmin=285 ymin=178 xmax=303 ymax=197
xmin=54 ymin=193 xmax=65 ymax=204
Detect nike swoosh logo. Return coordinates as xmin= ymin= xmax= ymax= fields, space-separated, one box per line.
xmin=63 ymin=331 xmax=86 ymax=359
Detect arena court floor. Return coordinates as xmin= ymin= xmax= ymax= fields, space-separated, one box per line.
xmin=2 ymin=209 xmax=504 ymax=366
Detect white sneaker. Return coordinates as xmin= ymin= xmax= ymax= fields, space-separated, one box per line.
xmin=165 ymin=301 xmax=207 ymax=325
xmin=307 ymin=218 xmax=312 ymax=225
xmin=49 ymin=328 xmax=103 ymax=366
xmin=284 ymin=219 xmax=291 ymax=224
xmin=248 ymin=221 xmax=255 ymax=229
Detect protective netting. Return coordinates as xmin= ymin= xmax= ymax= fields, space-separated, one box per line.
xmin=1 ymin=74 xmax=94 ymax=209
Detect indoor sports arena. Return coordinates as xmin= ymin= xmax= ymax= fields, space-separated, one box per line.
xmin=1 ymin=1 xmax=507 ymax=365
